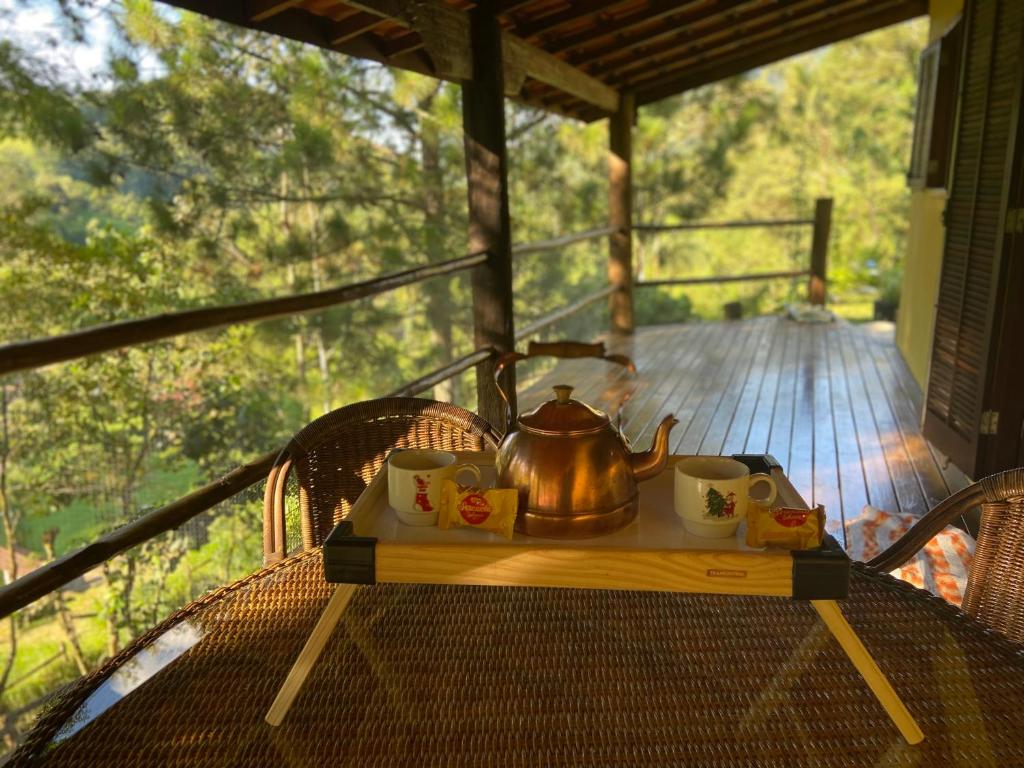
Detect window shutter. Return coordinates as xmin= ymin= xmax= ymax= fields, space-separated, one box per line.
xmin=923 ymin=0 xmax=1024 ymax=477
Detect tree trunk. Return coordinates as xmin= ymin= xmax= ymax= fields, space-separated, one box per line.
xmin=303 ymin=166 xmax=332 ymax=415
xmin=101 ymin=562 xmax=119 ymax=657
xmin=282 ymin=172 xmax=308 ymax=406
xmin=41 ymin=530 xmax=89 ymax=676
xmin=420 ymin=91 xmax=458 ymax=404
xmin=0 ymin=385 xmax=20 ymax=697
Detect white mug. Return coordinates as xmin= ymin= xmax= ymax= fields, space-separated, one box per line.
xmin=387 ymin=450 xmax=481 ymax=526
xmin=674 ymin=457 xmax=777 ymax=538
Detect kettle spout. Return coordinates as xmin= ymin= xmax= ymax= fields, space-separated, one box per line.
xmin=630 ymin=414 xmax=678 ymax=482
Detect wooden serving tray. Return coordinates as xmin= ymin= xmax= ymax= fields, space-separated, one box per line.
xmin=324 ymin=453 xmax=849 ymax=600
xmin=276 ymin=456 xmax=916 ymax=743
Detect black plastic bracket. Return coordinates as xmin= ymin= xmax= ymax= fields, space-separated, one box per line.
xmin=791 ymin=535 xmax=850 ymax=600
xmin=323 ymin=521 xmax=377 ymax=585
xmin=730 ymin=454 xmax=783 ymax=475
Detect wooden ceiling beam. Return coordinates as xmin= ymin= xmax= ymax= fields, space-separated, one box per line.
xmin=577 ymin=0 xmax=784 ymax=72
xmin=521 ymin=0 xmax=761 ymax=101
xmin=345 ymin=0 xmax=473 ymax=78
xmin=522 ymin=0 xmax=758 ymax=103
xmin=327 ymin=10 xmax=387 ymax=44
xmin=175 ymin=1 xmax=439 ymax=80
xmin=382 ymin=31 xmax=426 ymax=58
xmin=544 ymin=0 xmax=722 ymax=56
xmin=619 ymin=0 xmax=903 ymax=89
xmin=346 ymin=0 xmax=618 ymax=112
xmin=248 ymin=0 xmax=304 ymax=22
xmin=606 ymin=0 xmax=869 ymax=83
xmin=634 ymin=0 xmax=926 ymax=104
xmin=497 ymin=0 xmax=542 ymax=15
xmin=177 ymin=0 xmax=615 ymax=118
xmin=508 ymin=0 xmax=632 ymax=41
xmin=503 ymin=35 xmax=618 ymax=111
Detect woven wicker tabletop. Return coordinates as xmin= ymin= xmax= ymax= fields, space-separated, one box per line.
xmin=14 ymin=549 xmax=1024 ymax=767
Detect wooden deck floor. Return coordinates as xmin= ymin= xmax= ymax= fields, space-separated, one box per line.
xmin=518 ymin=316 xmax=969 ymax=548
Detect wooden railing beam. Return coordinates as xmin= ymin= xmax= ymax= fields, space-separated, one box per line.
xmin=512 ymin=226 xmax=618 ymax=256
xmin=517 ymin=286 xmax=617 ymax=340
xmin=0 ymin=251 xmax=487 ymax=376
xmin=387 ymin=348 xmax=494 ymax=398
xmin=638 ymin=270 xmax=809 ymax=288
xmin=635 ymin=218 xmax=814 ymax=232
xmin=0 ymin=450 xmax=279 ymax=619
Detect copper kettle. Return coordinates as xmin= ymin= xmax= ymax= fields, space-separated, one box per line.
xmin=494 ymin=341 xmax=677 ymax=539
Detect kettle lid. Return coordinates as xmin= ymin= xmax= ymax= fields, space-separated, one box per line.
xmin=518 ymin=385 xmax=609 ymax=435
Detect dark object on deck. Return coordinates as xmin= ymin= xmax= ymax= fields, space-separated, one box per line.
xmin=868 ymin=467 xmax=1024 ymax=643
xmin=724 ymin=301 xmax=743 ymax=320
xmin=15 ymin=550 xmax=1024 ymax=766
xmin=874 ymin=299 xmax=898 ymax=322
xmin=262 ymin=398 xmax=500 ymax=562
xmin=730 ymin=454 xmax=783 ymax=475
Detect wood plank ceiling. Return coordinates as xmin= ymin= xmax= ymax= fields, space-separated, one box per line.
xmin=171 ymin=0 xmax=927 ymax=121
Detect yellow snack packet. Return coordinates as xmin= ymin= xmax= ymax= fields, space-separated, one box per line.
xmin=746 ymin=503 xmax=825 ymax=550
xmin=439 ymin=479 xmax=518 ymax=540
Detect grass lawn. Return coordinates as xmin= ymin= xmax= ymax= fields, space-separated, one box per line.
xmin=1 ymin=586 xmax=109 ymax=712
xmin=4 ymin=461 xmax=203 ymax=558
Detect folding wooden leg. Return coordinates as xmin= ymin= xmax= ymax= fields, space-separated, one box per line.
xmin=811 ymin=599 xmax=924 ymax=745
xmin=266 ymin=584 xmax=357 ymax=726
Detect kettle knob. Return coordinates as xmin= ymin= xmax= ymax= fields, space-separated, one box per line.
xmin=552 ymin=385 xmax=574 ymax=404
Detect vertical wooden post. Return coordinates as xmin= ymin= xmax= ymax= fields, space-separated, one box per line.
xmin=462 ymin=1 xmax=515 ymax=430
xmin=808 ymin=197 xmax=832 ymax=306
xmin=608 ymin=92 xmax=635 ymax=334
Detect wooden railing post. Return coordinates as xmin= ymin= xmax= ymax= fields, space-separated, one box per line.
xmin=809 ymin=197 xmax=832 ymax=305
xmin=608 ymin=91 xmax=635 ymax=334
xmin=462 ymin=1 xmax=515 ymax=430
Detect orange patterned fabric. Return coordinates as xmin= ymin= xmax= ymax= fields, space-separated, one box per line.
xmin=845 ymin=505 xmax=975 ymax=606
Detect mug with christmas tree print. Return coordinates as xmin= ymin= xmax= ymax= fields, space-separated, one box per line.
xmin=674 ymin=457 xmax=777 ymax=538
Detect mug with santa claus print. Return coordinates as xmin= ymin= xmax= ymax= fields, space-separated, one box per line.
xmin=387 ymin=450 xmax=482 ymax=526
xmin=674 ymin=456 xmax=777 ymax=538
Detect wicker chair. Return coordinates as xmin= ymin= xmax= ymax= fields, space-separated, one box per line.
xmin=867 ymin=467 xmax=1024 ymax=642
xmin=263 ymin=397 xmax=501 ymax=562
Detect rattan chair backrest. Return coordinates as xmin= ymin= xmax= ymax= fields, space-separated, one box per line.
xmin=961 ymin=469 xmax=1024 ymax=642
xmin=263 ymin=398 xmax=500 ymax=560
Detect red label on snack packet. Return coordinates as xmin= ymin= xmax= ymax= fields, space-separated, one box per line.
xmin=459 ymin=493 xmax=491 ymax=524
xmin=773 ymin=509 xmax=810 ymax=528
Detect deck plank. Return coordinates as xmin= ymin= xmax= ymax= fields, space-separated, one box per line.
xmin=767 ymin=320 xmax=799 ymax=472
xmin=838 ymin=323 xmax=899 ymax=515
xmin=632 ymin=323 xmax=722 ymax=449
xmin=682 ymin=317 xmax=766 ymax=455
xmin=721 ymin=316 xmax=778 ymax=456
xmin=502 ymin=316 xmax=960 ymax=552
xmin=865 ymin=329 xmax=951 ymax=510
xmin=672 ymin=321 xmax=748 ymax=454
xmin=811 ymin=325 xmax=843 ymax=545
xmin=847 ymin=324 xmax=926 ymax=516
xmin=619 ymin=325 xmax=700 ymax=445
xmin=743 ymin=318 xmax=787 ymax=455
xmin=825 ymin=324 xmax=870 ymax=531
xmin=787 ymin=323 xmax=816 ymax=510
xmin=700 ymin=316 xmax=773 ymax=456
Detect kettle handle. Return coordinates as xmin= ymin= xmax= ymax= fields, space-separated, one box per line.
xmin=493 ymin=340 xmax=637 ymax=431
